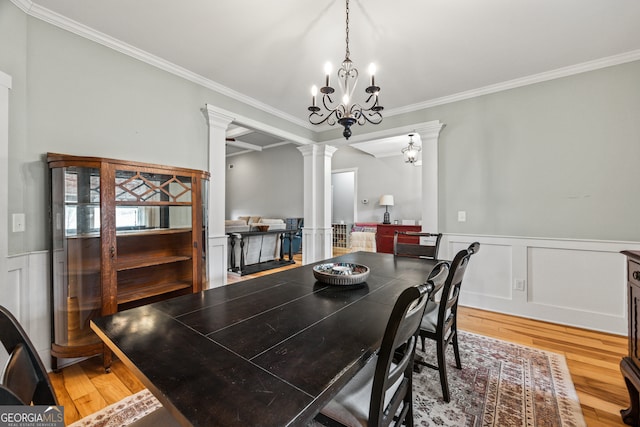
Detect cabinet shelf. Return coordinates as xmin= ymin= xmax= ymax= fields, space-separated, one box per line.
xmin=116 ymin=227 xmax=192 ymax=237
xmin=116 ymin=255 xmax=191 ymax=271
xmin=117 ymin=281 xmax=192 ymax=305
xmin=66 ymin=228 xmax=192 ymax=239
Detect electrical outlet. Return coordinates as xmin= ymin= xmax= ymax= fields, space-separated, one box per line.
xmin=457 ymin=211 xmax=466 ymax=222
xmin=514 ymin=279 xmax=526 ymax=291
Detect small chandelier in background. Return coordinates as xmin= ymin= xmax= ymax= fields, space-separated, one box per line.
xmin=402 ymin=134 xmax=421 ymax=164
xmin=307 ymin=0 xmax=383 ymax=140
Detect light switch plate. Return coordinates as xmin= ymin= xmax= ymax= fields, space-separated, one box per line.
xmin=12 ymin=213 xmax=25 ymax=232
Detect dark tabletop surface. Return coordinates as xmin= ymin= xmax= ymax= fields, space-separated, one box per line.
xmin=91 ymin=251 xmax=437 ymax=427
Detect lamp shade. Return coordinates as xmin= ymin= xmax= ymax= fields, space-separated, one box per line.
xmin=379 ymin=195 xmax=394 ymax=206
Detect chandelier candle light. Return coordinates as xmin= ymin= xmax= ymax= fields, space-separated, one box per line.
xmin=308 ymin=0 xmax=383 ymax=139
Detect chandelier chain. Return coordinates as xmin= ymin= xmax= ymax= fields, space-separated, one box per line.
xmin=345 ymin=0 xmax=350 ymax=60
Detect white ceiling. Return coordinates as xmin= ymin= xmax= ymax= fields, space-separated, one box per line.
xmin=19 ymin=0 xmax=640 ymax=150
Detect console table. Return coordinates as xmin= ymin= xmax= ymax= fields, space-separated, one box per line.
xmin=376 ymin=223 xmax=421 ymax=253
xmin=227 ymin=229 xmax=297 ymax=275
xmin=621 ymin=250 xmax=640 ymax=426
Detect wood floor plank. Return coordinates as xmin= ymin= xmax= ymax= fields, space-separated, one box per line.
xmin=61 ymin=363 xmax=99 ymax=401
xmin=90 ymin=371 xmax=133 ymax=405
xmin=109 ymin=359 xmax=146 ymax=394
xmin=73 ymin=389 xmax=108 ymax=419
xmin=49 ymin=370 xmax=80 ymax=426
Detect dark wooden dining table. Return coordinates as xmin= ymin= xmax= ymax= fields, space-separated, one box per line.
xmin=90 ymin=251 xmax=437 ymax=426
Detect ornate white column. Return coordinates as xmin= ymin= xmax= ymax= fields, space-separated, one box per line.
xmin=415 ymin=121 xmax=445 ymax=232
xmin=0 ymin=71 xmax=11 ymax=290
xmin=203 ymin=105 xmax=234 ymax=288
xmin=297 ymin=144 xmax=338 ymax=264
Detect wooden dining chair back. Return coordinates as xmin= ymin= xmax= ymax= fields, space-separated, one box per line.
xmin=315 ymin=263 xmax=449 ymax=427
xmin=393 ymin=232 xmax=442 ymax=260
xmin=0 ymin=305 xmax=58 ymax=406
xmin=416 ymin=242 xmax=480 ymax=402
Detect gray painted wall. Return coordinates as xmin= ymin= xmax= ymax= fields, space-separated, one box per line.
xmin=0 ymin=2 xmax=310 ymax=254
xmin=3 ymin=0 xmax=640 ymax=256
xmin=226 ymin=61 xmax=640 ymax=241
xmin=332 ymin=147 xmax=422 ymax=224
xmin=432 ymin=61 xmax=640 ymax=240
xmin=326 ymin=61 xmax=640 ymax=241
xmin=225 ymin=144 xmax=303 ymax=220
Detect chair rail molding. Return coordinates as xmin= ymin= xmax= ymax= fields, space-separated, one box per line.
xmin=441 ymin=233 xmax=640 ymax=335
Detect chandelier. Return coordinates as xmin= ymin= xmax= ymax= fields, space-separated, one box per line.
xmin=402 ymin=134 xmax=421 ymax=164
xmin=307 ymin=0 xmax=383 ymax=140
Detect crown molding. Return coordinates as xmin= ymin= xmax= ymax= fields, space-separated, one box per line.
xmin=12 ymin=1 xmax=640 ymax=133
xmin=9 ymin=0 xmax=31 ymax=13
xmin=386 ymin=49 xmax=640 ymax=117
xmin=11 ymin=0 xmax=312 ymax=131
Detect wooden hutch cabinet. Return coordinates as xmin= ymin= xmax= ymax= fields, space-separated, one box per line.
xmin=48 ymin=153 xmax=209 ymax=370
xmin=621 ymin=250 xmax=640 ymax=425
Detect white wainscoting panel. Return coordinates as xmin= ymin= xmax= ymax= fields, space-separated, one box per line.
xmin=450 ymin=241 xmax=513 ymax=300
xmin=443 ymin=234 xmax=640 ymax=335
xmin=528 ymin=246 xmax=625 ymax=316
xmin=208 ymin=234 xmax=228 ymax=288
xmin=6 ymin=251 xmax=52 ymax=371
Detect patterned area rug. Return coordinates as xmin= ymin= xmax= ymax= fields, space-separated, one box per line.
xmin=68 ymin=332 xmax=585 ymax=427
xmin=68 ymin=389 xmax=161 ymax=427
xmin=413 ymin=331 xmax=586 ymax=426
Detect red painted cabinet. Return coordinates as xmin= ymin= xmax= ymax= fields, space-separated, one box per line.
xmin=375 ymin=224 xmax=421 ymax=254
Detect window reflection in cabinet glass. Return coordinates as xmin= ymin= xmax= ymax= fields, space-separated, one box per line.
xmin=60 ymin=166 xmax=100 ymax=236
xmin=115 ymin=205 xmax=192 ymax=231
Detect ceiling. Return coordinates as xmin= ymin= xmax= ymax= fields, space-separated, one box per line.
xmin=22 ymin=0 xmax=640 ymax=154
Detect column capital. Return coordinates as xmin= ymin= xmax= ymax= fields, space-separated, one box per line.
xmin=414 ymin=120 xmax=446 ymax=143
xmin=203 ymin=104 xmax=234 ymax=128
xmin=297 ymin=144 xmax=338 ymax=158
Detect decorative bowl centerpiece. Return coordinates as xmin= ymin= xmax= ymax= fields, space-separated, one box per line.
xmin=312 ymin=263 xmax=370 ymax=286
xmin=255 ymin=225 xmax=270 ymax=232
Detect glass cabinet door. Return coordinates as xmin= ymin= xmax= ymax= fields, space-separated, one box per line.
xmin=51 ymin=166 xmax=103 ymax=351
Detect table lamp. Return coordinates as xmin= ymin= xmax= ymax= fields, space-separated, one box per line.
xmin=379 ymin=195 xmax=394 ymax=224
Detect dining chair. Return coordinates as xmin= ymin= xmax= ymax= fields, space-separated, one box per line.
xmin=0 ymin=305 xmax=58 ymax=405
xmin=0 ymin=305 xmax=178 ymax=426
xmin=315 ymin=262 xmax=450 ymax=427
xmin=393 ymin=232 xmax=442 ymax=260
xmin=416 ymin=242 xmax=480 ymax=403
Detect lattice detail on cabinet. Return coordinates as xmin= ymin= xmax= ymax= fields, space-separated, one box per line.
xmin=115 ymin=172 xmax=191 ymax=203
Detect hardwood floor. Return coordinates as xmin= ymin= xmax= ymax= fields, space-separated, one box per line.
xmin=50 ymin=249 xmax=630 ymax=426
xmin=458 ymin=307 xmax=628 ymax=427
